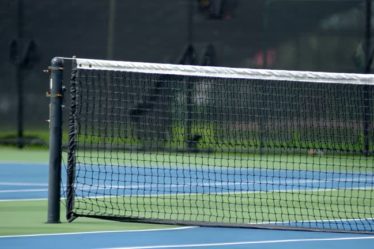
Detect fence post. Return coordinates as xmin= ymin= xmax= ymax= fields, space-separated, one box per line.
xmin=364 ymin=0 xmax=372 ymax=156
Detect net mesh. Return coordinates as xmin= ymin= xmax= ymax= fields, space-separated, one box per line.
xmin=66 ymin=58 xmax=374 ymax=233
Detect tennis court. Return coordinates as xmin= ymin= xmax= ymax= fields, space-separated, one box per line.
xmin=1 ymin=159 xmax=374 ymax=248
xmin=1 ymin=54 xmax=374 ymax=247
xmin=2 ymin=1 xmax=374 ymax=248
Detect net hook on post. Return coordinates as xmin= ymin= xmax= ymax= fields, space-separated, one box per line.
xmin=47 ymin=57 xmax=64 ymax=224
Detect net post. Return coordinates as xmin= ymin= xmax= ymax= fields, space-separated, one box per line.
xmin=47 ymin=57 xmax=64 ymax=223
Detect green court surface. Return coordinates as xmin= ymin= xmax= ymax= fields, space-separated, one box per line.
xmin=0 ymin=147 xmax=170 ymax=236
xmin=0 ymin=201 xmax=170 ymax=236
xmin=0 ymin=147 xmax=49 ymax=163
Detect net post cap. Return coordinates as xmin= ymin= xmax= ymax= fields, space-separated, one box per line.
xmin=51 ymin=57 xmax=64 ymax=67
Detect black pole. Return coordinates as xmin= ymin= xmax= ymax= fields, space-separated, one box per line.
xmin=364 ymin=0 xmax=371 ymax=155
xmin=187 ymin=0 xmax=193 ymax=45
xmin=259 ymin=1 xmax=271 ymax=154
xmin=185 ymin=1 xmax=195 ymax=151
xmin=47 ymin=57 xmax=64 ymax=223
xmin=107 ymin=0 xmax=116 ymax=59
xmin=16 ymin=0 xmax=24 ymax=148
xmin=180 ymin=46 xmax=197 ymax=151
xmin=16 ymin=64 xmax=24 ymax=148
xmin=262 ymin=2 xmax=268 ymax=69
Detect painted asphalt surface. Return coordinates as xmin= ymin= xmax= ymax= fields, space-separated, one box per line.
xmin=0 ymin=163 xmax=50 ymax=199
xmin=1 ymin=162 xmax=374 ymax=249
xmin=1 ymin=226 xmax=374 ymax=249
xmin=73 ymin=163 xmax=374 ymax=195
xmin=2 ymin=163 xmax=374 ymax=200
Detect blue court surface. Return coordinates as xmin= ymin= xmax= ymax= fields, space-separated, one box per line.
xmin=73 ymin=163 xmax=374 ymax=195
xmin=1 ymin=162 xmax=374 ymax=249
xmin=2 ymin=226 xmax=374 ymax=249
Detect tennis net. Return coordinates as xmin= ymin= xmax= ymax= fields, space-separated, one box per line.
xmin=65 ymin=58 xmax=374 ymax=233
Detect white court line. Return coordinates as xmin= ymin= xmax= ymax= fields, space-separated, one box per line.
xmin=104 ymin=236 xmax=374 ymax=249
xmin=0 ymin=226 xmax=196 ymax=239
xmin=0 ymin=182 xmax=48 ymax=187
xmin=0 ymin=182 xmax=49 ymax=199
xmin=0 ymin=198 xmax=47 ymax=202
xmin=257 ymin=217 xmax=374 ymax=225
xmin=0 ymin=189 xmax=47 ymax=193
xmin=74 ymin=186 xmax=374 ymax=198
xmin=1 ymin=186 xmax=372 ymax=202
xmin=73 ymin=177 xmax=374 ymax=191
